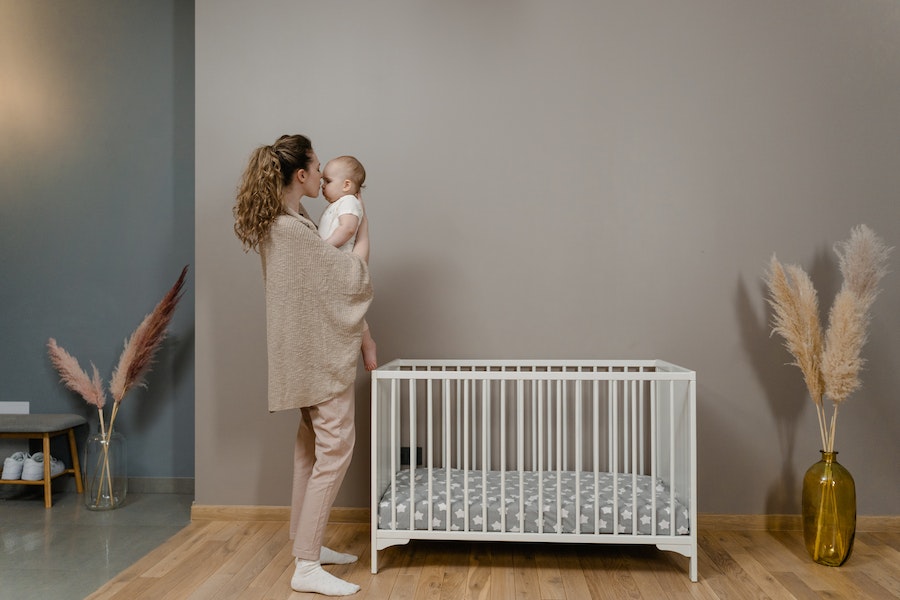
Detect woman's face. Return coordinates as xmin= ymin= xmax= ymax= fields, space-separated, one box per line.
xmin=299 ymin=152 xmax=322 ymax=198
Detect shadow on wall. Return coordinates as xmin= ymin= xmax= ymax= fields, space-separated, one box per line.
xmin=735 ymin=248 xmax=839 ymax=516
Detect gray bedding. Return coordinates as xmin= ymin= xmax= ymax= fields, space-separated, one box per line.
xmin=377 ymin=467 xmax=690 ymax=535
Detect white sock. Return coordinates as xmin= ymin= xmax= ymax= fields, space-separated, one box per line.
xmin=320 ymin=546 xmax=358 ymax=565
xmin=291 ymin=560 xmax=360 ymax=596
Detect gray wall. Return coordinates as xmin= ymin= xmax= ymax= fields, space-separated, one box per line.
xmin=0 ymin=1 xmax=195 ymax=480
xmin=196 ymin=1 xmax=900 ymax=514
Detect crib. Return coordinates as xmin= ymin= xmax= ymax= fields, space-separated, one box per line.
xmin=370 ymin=359 xmax=697 ymax=582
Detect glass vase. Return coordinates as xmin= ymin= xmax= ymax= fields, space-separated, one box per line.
xmin=84 ymin=431 xmax=127 ymax=510
xmin=801 ymin=450 xmax=855 ymax=566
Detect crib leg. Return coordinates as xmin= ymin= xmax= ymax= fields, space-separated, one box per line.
xmin=371 ymin=545 xmax=378 ymax=574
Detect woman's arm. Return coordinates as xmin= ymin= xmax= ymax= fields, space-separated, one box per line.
xmin=352 ymin=213 xmax=370 ymax=263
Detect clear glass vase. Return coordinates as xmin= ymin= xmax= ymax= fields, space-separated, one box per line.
xmin=801 ymin=450 xmax=855 ymax=566
xmin=84 ymin=431 xmax=127 ymax=510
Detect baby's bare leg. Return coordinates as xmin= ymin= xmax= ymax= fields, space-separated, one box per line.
xmin=361 ymin=321 xmax=377 ymax=371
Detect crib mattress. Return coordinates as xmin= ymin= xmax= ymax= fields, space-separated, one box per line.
xmin=377 ymin=467 xmax=690 ymax=536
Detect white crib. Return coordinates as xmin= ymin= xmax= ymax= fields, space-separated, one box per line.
xmin=370 ymin=359 xmax=698 ymax=582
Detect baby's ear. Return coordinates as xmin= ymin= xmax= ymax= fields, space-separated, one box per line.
xmin=342 ymin=179 xmax=354 ymax=192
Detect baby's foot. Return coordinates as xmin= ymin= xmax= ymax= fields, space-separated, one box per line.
xmin=320 ymin=546 xmax=358 ymax=565
xmin=361 ymin=335 xmax=377 ymax=371
xmin=291 ymin=560 xmax=359 ymax=596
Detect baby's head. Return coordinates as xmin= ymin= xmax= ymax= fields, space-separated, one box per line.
xmin=322 ymin=155 xmax=366 ymax=203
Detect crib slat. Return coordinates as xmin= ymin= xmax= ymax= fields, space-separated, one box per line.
xmin=556 ymin=381 xmax=562 ymax=534
xmin=631 ymin=379 xmax=638 ymax=535
xmin=482 ymin=379 xmax=488 ymax=533
xmin=651 ymin=380 xmax=657 ymax=535
xmin=427 ymin=378 xmax=434 ymax=532
xmin=409 ymin=378 xmax=416 ymax=533
xmin=669 ymin=380 xmax=676 ymax=536
xmin=531 ymin=380 xmax=537 ymax=470
xmin=463 ymin=378 xmax=470 ymax=532
xmin=611 ymin=380 xmax=618 ymax=535
xmin=456 ymin=379 xmax=462 ymax=470
xmin=593 ymin=380 xmax=600 ymax=535
xmin=639 ymin=374 xmax=646 ymax=474
xmin=623 ymin=380 xmax=630 ymax=475
xmin=537 ymin=379 xmax=544 ymax=534
xmin=607 ymin=381 xmax=614 ymax=473
xmin=390 ymin=378 xmax=398 ymax=530
xmin=500 ymin=379 xmax=507 ymax=533
xmin=575 ymin=379 xmax=582 ymax=535
xmin=517 ymin=379 xmax=524 ymax=534
xmin=444 ymin=379 xmax=451 ymax=532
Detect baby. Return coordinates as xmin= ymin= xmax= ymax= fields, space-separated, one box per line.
xmin=320 ymin=155 xmax=378 ymax=370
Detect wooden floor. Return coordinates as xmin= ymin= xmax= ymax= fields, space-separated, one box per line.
xmin=85 ymin=519 xmax=900 ymax=599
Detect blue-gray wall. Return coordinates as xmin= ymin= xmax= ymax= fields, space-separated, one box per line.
xmin=0 ymin=0 xmax=195 ymax=481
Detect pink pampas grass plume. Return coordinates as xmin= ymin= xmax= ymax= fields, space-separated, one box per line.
xmin=109 ymin=265 xmax=188 ymax=404
xmin=47 ymin=338 xmax=106 ymax=409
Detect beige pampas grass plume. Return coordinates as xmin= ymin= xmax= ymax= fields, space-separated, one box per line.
xmin=821 ymin=288 xmax=867 ymax=406
xmin=834 ymin=224 xmax=891 ymax=311
xmin=765 ymin=256 xmax=827 ymax=449
xmin=819 ymin=225 xmax=891 ymax=451
xmin=47 ymin=338 xmax=107 ymax=410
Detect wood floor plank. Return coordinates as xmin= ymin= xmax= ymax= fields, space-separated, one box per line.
xmin=488 ymin=543 xmax=516 ymax=600
xmin=240 ymin=538 xmax=294 ymax=598
xmin=578 ymin=546 xmax=640 ymax=600
xmin=364 ymin=544 xmax=412 ymax=599
xmin=533 ymin=544 xmax=566 ymax=600
xmin=414 ymin=543 xmax=456 ymax=600
xmin=140 ymin=520 xmax=237 ymax=578
xmin=512 ymin=544 xmax=542 ymax=600
xmin=556 ymin=546 xmax=592 ymax=600
xmin=464 ymin=542 xmax=492 ymax=600
xmin=714 ymin=532 xmax=797 ymax=599
xmin=218 ymin=524 xmax=290 ymax=600
xmin=854 ymin=534 xmax=900 ymax=598
xmin=386 ymin=542 xmax=428 ymax=600
xmin=696 ymin=531 xmax=770 ymax=600
xmin=120 ymin=537 xmax=226 ymax=599
xmin=771 ymin=571 xmax=837 ymax=600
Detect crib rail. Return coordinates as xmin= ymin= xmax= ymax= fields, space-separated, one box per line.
xmin=371 ymin=359 xmax=697 ymax=581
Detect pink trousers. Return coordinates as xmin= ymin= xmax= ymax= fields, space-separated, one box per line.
xmin=288 ymin=385 xmax=355 ymax=561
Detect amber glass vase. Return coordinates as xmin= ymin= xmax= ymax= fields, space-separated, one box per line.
xmin=801 ymin=451 xmax=855 ymax=566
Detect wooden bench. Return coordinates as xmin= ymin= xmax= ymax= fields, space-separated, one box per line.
xmin=0 ymin=413 xmax=86 ymax=507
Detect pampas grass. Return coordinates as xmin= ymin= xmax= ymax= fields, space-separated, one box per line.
xmin=47 ymin=266 xmax=188 ymax=506
xmin=765 ymin=225 xmax=890 ymax=453
xmin=47 ymin=339 xmax=107 ymax=410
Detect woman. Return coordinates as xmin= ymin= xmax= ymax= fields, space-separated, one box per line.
xmin=234 ymin=134 xmax=372 ymax=596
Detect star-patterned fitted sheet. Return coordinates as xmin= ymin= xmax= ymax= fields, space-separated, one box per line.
xmin=377 ymin=467 xmax=690 ymax=535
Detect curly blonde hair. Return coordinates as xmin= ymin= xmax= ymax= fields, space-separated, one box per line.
xmin=233 ymin=134 xmax=314 ymax=252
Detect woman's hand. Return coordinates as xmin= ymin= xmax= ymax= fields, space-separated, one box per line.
xmin=353 ymin=212 xmax=370 ymax=263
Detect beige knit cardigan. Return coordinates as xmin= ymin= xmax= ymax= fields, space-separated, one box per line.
xmin=261 ymin=209 xmax=373 ymax=411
